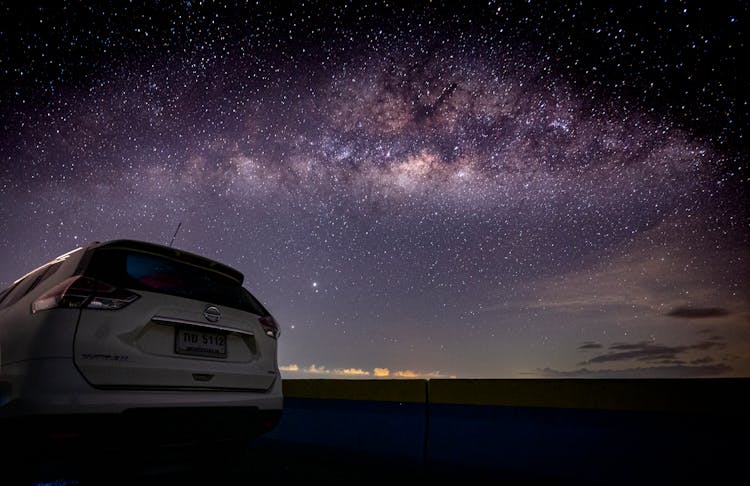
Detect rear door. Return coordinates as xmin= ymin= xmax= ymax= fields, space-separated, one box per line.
xmin=73 ymin=245 xmax=278 ymax=391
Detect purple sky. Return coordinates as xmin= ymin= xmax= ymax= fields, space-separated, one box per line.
xmin=1 ymin=1 xmax=747 ymax=378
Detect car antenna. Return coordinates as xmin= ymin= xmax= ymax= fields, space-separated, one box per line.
xmin=169 ymin=222 xmax=182 ymax=247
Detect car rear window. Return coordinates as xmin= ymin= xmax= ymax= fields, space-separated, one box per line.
xmin=84 ymin=249 xmax=269 ymax=316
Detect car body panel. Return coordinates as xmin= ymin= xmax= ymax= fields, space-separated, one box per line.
xmin=74 ymin=292 xmax=278 ymax=390
xmin=0 ymin=239 xmax=283 ymax=433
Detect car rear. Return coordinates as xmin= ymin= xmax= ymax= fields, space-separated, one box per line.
xmin=69 ymin=242 xmax=281 ymax=393
xmin=1 ymin=240 xmax=283 ymax=478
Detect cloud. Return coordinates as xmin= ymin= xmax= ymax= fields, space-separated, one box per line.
xmin=578 ymin=341 xmax=603 ymax=350
xmin=583 ymin=340 xmax=726 ymax=365
xmin=373 ymin=368 xmax=390 ymax=377
xmin=280 ymin=364 xmax=455 ymax=379
xmin=305 ymin=364 xmax=331 ymax=375
xmin=667 ymin=306 xmax=730 ymax=319
xmin=393 ymin=370 xmax=419 ymax=378
xmin=491 ymin=217 xmax=750 ymax=325
xmin=336 ymin=368 xmax=370 ymax=376
xmin=392 ymin=370 xmax=457 ymax=379
xmin=530 ymin=364 xmax=732 ymax=378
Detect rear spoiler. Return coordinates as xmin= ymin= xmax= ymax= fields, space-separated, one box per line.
xmin=89 ymin=239 xmax=245 ymax=284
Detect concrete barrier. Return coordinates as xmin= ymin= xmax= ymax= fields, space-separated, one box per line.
xmin=267 ymin=379 xmax=427 ymax=464
xmin=426 ymin=378 xmax=749 ymax=412
xmin=262 ymin=379 xmax=748 ymax=484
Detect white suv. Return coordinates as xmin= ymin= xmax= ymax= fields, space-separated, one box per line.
xmin=0 ymin=239 xmax=282 ymax=471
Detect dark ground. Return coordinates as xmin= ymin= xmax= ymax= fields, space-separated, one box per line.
xmin=8 ymin=435 xmax=735 ymax=486
xmin=6 ymin=437 xmax=613 ymax=486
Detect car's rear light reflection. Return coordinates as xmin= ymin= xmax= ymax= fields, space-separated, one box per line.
xmin=31 ymin=276 xmax=140 ymax=313
xmin=259 ymin=315 xmax=280 ymax=339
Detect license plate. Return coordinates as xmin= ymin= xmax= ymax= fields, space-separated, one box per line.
xmin=175 ymin=327 xmax=227 ymax=358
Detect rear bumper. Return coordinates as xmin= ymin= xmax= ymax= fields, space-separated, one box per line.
xmin=1 ymin=357 xmax=283 ymax=416
xmin=0 ymin=407 xmax=283 ymax=482
xmin=1 ymin=406 xmax=282 ymax=448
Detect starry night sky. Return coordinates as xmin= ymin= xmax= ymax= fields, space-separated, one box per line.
xmin=1 ymin=1 xmax=748 ymax=378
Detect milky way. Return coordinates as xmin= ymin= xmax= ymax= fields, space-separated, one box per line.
xmin=1 ymin=1 xmax=748 ymax=378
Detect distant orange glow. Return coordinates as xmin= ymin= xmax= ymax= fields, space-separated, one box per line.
xmin=280 ymin=365 xmax=457 ymax=379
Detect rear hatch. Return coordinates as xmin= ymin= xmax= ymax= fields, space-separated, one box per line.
xmin=70 ymin=243 xmax=279 ymax=391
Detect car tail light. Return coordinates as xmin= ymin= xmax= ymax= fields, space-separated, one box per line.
xmin=31 ymin=276 xmax=140 ymax=313
xmin=259 ymin=315 xmax=280 ymax=339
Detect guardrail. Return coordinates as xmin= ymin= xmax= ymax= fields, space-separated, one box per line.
xmin=261 ymin=379 xmax=747 ymax=484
